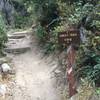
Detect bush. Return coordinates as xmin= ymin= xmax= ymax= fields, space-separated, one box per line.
xmin=75 ymin=3 xmax=100 ymax=83
xmin=75 ymin=32 xmax=100 ymax=86
xmin=36 ymin=25 xmax=48 ymax=42
xmin=13 ymin=0 xmax=35 ymax=29
xmin=68 ymin=2 xmax=94 ymax=25
xmin=0 ymin=14 xmax=7 ymax=56
xmin=14 ymin=13 xmax=34 ymax=29
xmin=33 ymin=0 xmax=60 ymax=29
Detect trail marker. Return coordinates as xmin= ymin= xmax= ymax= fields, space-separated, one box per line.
xmin=58 ymin=28 xmax=80 ymax=97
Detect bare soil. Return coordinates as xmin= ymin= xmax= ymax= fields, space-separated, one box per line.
xmin=6 ymin=30 xmax=61 ymax=100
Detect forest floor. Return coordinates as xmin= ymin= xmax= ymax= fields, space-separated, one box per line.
xmin=5 ymin=29 xmax=61 ymax=100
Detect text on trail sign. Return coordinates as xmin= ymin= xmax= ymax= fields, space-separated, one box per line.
xmin=58 ymin=29 xmax=80 ymax=45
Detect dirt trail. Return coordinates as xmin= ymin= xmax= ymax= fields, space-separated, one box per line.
xmin=7 ymin=30 xmax=61 ymax=100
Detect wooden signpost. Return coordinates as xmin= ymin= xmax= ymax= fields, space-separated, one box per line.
xmin=58 ymin=28 xmax=80 ymax=98
xmin=58 ymin=29 xmax=80 ymax=46
xmin=67 ymin=45 xmax=78 ymax=97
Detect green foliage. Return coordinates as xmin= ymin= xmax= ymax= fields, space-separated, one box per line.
xmin=75 ymin=32 xmax=100 ymax=86
xmin=68 ymin=1 xmax=100 ymax=31
xmin=0 ymin=14 xmax=7 ymax=56
xmin=32 ymin=0 xmax=61 ymax=53
xmin=36 ymin=25 xmax=48 ymax=42
xmin=91 ymin=3 xmax=100 ymax=31
xmin=34 ymin=0 xmax=75 ymax=53
xmin=53 ymin=24 xmax=67 ymax=32
xmin=96 ymin=88 xmax=100 ymax=95
xmin=12 ymin=0 xmax=35 ymax=29
xmin=43 ymin=42 xmax=57 ymax=54
xmin=33 ymin=0 xmax=59 ymax=28
xmin=14 ymin=13 xmax=34 ymax=29
xmin=68 ymin=2 xmax=94 ymax=25
xmin=36 ymin=24 xmax=62 ymax=53
xmin=57 ymin=1 xmax=75 ymax=18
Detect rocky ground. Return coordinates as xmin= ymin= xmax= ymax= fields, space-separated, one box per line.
xmin=2 ymin=29 xmax=62 ymax=100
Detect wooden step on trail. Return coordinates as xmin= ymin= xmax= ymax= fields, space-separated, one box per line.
xmin=8 ymin=34 xmax=26 ymax=39
xmin=5 ymin=46 xmax=30 ymax=54
xmin=12 ymin=31 xmax=31 ymax=35
xmin=7 ymin=30 xmax=31 ymax=39
xmin=5 ymin=31 xmax=31 ymax=54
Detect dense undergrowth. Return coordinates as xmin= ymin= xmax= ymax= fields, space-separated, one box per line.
xmin=0 ymin=13 xmax=7 ymax=57
xmin=13 ymin=0 xmax=35 ymax=29
xmin=75 ymin=31 xmax=100 ymax=86
xmin=74 ymin=1 xmax=100 ymax=88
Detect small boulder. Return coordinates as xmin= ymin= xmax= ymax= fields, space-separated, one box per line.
xmin=1 ymin=63 xmax=11 ymax=73
xmin=0 ymin=84 xmax=7 ymax=98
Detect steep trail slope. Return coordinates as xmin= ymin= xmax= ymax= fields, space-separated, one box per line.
xmin=6 ymin=30 xmax=61 ymax=100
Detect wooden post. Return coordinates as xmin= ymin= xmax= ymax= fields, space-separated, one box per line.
xmin=57 ymin=27 xmax=80 ymax=98
xmin=67 ymin=45 xmax=77 ymax=97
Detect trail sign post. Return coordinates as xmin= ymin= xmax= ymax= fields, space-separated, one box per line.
xmin=58 ymin=28 xmax=80 ymax=98
xmin=58 ymin=29 xmax=80 ymax=46
xmin=67 ymin=45 xmax=77 ymax=97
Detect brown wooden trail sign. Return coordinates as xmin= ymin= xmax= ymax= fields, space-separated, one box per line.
xmin=58 ymin=29 xmax=80 ymax=46
xmin=58 ymin=28 xmax=80 ymax=98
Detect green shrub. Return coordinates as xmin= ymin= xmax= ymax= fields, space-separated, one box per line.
xmin=36 ymin=25 xmax=61 ymax=53
xmin=91 ymin=3 xmax=100 ymax=31
xmin=68 ymin=2 xmax=94 ymax=25
xmin=0 ymin=14 xmax=7 ymax=56
xmin=36 ymin=25 xmax=48 ymax=42
xmin=75 ymin=2 xmax=100 ymax=79
xmin=75 ymin=32 xmax=100 ymax=86
xmin=33 ymin=0 xmax=60 ymax=29
xmin=14 ymin=12 xmax=34 ymax=29
xmin=13 ymin=0 xmax=35 ymax=29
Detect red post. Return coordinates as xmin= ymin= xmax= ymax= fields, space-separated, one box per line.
xmin=67 ymin=45 xmax=77 ymax=97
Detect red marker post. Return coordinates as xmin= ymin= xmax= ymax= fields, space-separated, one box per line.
xmin=67 ymin=45 xmax=77 ymax=97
